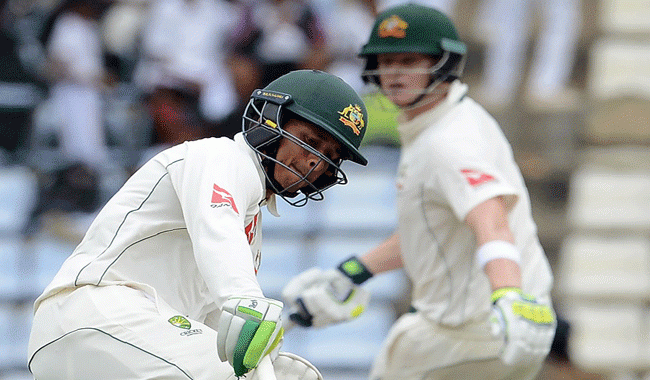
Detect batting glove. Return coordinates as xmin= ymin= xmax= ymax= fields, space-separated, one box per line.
xmin=217 ymin=296 xmax=284 ymax=377
xmin=282 ymin=256 xmax=371 ymax=328
xmin=490 ymin=287 xmax=557 ymax=366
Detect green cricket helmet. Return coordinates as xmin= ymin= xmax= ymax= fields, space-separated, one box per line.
xmin=359 ymin=3 xmax=467 ymax=87
xmin=242 ymin=70 xmax=369 ymax=207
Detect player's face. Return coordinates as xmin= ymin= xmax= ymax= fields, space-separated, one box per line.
xmin=273 ymin=119 xmax=342 ymax=193
xmin=376 ymin=52 xmax=436 ymax=107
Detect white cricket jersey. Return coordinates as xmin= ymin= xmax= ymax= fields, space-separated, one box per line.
xmin=396 ymin=81 xmax=553 ymax=327
xmin=34 ymin=134 xmax=278 ymax=328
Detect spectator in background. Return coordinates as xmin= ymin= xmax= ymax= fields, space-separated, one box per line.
xmin=208 ymin=52 xmax=264 ymax=140
xmin=314 ymin=0 xmax=377 ymax=94
xmin=473 ymin=0 xmax=582 ymax=111
xmin=133 ymin=0 xmax=239 ymax=126
xmin=236 ymin=0 xmax=329 ymax=87
xmin=0 ymin=0 xmax=45 ymax=162
xmin=45 ymin=0 xmax=113 ymax=170
xmin=138 ymin=77 xmax=206 ymax=165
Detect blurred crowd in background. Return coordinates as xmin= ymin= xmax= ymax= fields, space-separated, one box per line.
xmin=1 ymin=0 xmax=650 ymax=379
xmin=0 ymin=0 xmax=593 ymax=232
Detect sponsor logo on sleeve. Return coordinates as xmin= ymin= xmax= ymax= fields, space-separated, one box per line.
xmin=244 ymin=213 xmax=259 ymax=245
xmin=211 ymin=184 xmax=239 ymax=214
xmin=460 ymin=169 xmax=496 ymax=187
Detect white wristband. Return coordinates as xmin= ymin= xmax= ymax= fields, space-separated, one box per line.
xmin=476 ymin=240 xmax=521 ymax=269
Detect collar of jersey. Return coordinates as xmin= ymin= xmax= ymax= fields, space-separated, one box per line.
xmin=397 ymin=80 xmax=468 ymax=145
xmin=234 ymin=133 xmax=280 ymax=217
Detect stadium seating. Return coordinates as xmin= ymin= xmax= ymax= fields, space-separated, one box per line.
xmin=30 ymin=237 xmax=77 ymax=295
xmin=0 ymin=166 xmax=38 ymax=236
xmin=566 ymin=167 xmax=650 ymax=232
xmin=255 ymin=236 xmax=306 ymax=300
xmin=0 ymin=301 xmax=32 ymax=372
xmin=317 ymin=169 xmax=398 ymax=234
xmin=0 ymin=237 xmax=21 ymax=302
xmin=568 ymin=302 xmax=649 ymax=374
xmin=558 ymin=234 xmax=650 ymax=301
xmin=560 ymin=24 xmax=650 ymax=373
xmin=260 ymin=197 xmax=322 ymax=236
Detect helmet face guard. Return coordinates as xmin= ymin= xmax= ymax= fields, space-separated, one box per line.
xmin=362 ymin=45 xmax=466 ymax=101
xmin=242 ymin=89 xmax=347 ymax=207
xmin=359 ymin=4 xmax=467 ymax=107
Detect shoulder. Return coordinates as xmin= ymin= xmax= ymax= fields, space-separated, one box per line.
xmin=184 ymin=137 xmax=244 ymax=159
xmin=415 ymin=101 xmax=500 ymax=164
xmin=451 ymin=97 xmax=499 ymax=127
xmin=148 ymin=137 xmax=248 ymax=169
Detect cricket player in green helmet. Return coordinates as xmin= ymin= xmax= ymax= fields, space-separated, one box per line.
xmin=282 ymin=5 xmax=556 ymax=380
xmin=28 ymin=70 xmax=365 ymax=380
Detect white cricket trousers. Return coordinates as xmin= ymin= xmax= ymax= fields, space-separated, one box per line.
xmin=369 ymin=311 xmax=543 ymax=380
xmin=28 ymin=285 xmax=240 ymax=379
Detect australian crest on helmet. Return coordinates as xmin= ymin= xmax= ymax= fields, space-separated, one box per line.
xmin=338 ymin=104 xmax=365 ymax=136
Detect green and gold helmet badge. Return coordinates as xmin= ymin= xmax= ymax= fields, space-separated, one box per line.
xmin=378 ymin=15 xmax=408 ymax=38
xmin=338 ymin=104 xmax=366 ymax=136
xmin=168 ymin=315 xmax=191 ymax=329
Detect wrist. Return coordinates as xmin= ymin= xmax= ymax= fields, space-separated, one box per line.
xmin=337 ymin=256 xmax=373 ymax=285
xmin=491 ymin=287 xmax=522 ymax=303
xmin=476 ymin=240 xmax=521 ymax=269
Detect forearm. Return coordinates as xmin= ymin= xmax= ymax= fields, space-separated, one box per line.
xmin=483 ymin=258 xmax=521 ymax=291
xmin=359 ymin=232 xmax=403 ymax=275
xmin=466 ymin=197 xmax=522 ymax=291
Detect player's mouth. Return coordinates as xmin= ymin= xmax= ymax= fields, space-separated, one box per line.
xmin=385 ymin=83 xmax=408 ymax=97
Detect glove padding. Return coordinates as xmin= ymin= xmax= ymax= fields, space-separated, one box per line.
xmin=218 ymin=296 xmax=284 ymax=377
xmin=490 ymin=288 xmax=557 ymax=366
xmin=250 ymin=352 xmax=323 ymax=380
xmin=282 ymin=267 xmax=370 ymax=328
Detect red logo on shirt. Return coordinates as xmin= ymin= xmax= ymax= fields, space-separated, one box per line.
xmin=211 ymin=184 xmax=239 ymax=214
xmin=460 ymin=169 xmax=495 ymax=187
xmin=245 ymin=213 xmax=259 ymax=244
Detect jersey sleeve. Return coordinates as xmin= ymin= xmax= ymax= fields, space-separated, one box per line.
xmin=168 ymin=139 xmax=265 ymax=307
xmin=428 ymin=134 xmax=520 ymax=221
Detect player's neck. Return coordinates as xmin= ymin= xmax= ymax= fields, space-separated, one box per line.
xmin=402 ymin=91 xmax=448 ymax=121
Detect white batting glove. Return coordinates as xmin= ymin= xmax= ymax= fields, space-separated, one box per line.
xmin=217 ymin=296 xmax=284 ymax=377
xmin=282 ymin=257 xmax=372 ymax=328
xmin=490 ymin=288 xmax=557 ymax=366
